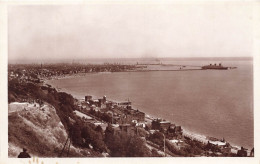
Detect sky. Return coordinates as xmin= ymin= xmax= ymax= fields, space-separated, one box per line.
xmin=8 ymin=3 xmax=254 ymax=62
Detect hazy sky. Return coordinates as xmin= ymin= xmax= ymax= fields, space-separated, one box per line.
xmin=8 ymin=3 xmax=254 ymax=61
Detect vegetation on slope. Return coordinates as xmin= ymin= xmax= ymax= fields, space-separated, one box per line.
xmin=8 ymin=80 xmax=153 ymax=157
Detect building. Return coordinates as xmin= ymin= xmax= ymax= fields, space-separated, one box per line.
xmin=131 ymin=110 xmax=145 ymax=122
xmin=119 ymin=110 xmax=145 ymax=124
xmin=89 ymin=99 xmax=100 ymax=107
xmin=167 ymin=124 xmax=183 ymax=139
xmin=152 ymin=119 xmax=171 ymax=131
xmin=98 ymin=99 xmax=106 ymax=108
xmin=237 ymin=147 xmax=248 ymax=157
xmin=221 ymin=147 xmax=231 ymax=155
xmin=105 ymin=101 xmax=113 ymax=109
xmin=169 ymin=139 xmax=185 ymax=149
xmin=85 ymin=95 xmax=92 ymax=102
xmin=117 ymin=101 xmax=132 ymax=107
xmin=134 ymin=122 xmax=146 ymax=128
xmin=208 ymin=141 xmax=226 ymax=148
xmin=103 ymin=95 xmax=107 ymax=102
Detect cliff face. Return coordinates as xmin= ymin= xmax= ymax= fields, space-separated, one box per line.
xmin=8 ymin=102 xmax=88 ymax=157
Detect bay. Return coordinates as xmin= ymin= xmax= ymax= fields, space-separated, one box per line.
xmin=47 ymin=59 xmax=253 ymax=148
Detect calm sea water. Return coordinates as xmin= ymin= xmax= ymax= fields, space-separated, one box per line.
xmin=47 ymin=59 xmax=253 ymax=148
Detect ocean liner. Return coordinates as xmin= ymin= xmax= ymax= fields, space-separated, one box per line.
xmin=202 ymin=63 xmax=228 ymax=70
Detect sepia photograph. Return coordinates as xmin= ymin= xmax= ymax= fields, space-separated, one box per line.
xmin=1 ymin=1 xmax=259 ymax=163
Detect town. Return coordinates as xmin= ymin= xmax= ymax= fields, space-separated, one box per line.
xmin=73 ymin=94 xmax=252 ymax=157
xmin=8 ymin=63 xmax=253 ymax=157
xmin=8 ymin=63 xmax=139 ymax=82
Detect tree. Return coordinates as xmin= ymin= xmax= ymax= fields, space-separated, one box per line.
xmin=81 ymin=124 xmax=107 ymax=153
xmin=106 ymin=133 xmax=128 ymax=157
xmin=101 ymin=113 xmax=112 ymax=123
xmin=126 ymin=136 xmax=151 ymax=157
xmin=148 ymin=131 xmax=164 ymax=147
xmin=71 ymin=123 xmax=83 ymax=146
xmin=95 ymin=125 xmax=103 ymax=134
xmin=92 ymin=133 xmax=107 ymax=152
xmin=104 ymin=123 xmax=114 ymax=144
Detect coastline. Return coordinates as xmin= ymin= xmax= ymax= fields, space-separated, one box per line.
xmin=43 ymin=75 xmax=248 ymax=155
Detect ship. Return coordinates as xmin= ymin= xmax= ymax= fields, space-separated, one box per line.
xmin=202 ymin=63 xmax=228 ymax=70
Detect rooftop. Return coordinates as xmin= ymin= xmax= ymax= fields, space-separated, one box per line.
xmin=73 ymin=110 xmax=93 ymax=120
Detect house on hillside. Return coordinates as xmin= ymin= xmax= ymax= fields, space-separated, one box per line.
xmin=167 ymin=124 xmax=183 ymax=139
xmin=85 ymin=95 xmax=92 ymax=102
xmin=237 ymin=147 xmax=248 ymax=157
xmin=151 ymin=119 xmax=171 ymax=131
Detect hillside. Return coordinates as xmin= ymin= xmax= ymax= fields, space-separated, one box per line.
xmin=8 ymin=102 xmax=94 ymax=157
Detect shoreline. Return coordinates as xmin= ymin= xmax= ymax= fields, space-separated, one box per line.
xmin=44 ymin=75 xmax=250 ymax=154
xmin=41 ymin=68 xmax=206 ymax=82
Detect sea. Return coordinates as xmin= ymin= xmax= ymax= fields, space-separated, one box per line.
xmin=46 ymin=58 xmax=253 ymax=149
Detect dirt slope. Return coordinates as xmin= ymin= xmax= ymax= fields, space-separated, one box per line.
xmin=8 ymin=102 xmax=91 ymax=157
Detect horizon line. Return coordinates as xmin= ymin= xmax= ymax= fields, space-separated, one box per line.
xmin=8 ymin=56 xmax=253 ymax=60
xmin=8 ymin=56 xmax=253 ymax=64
